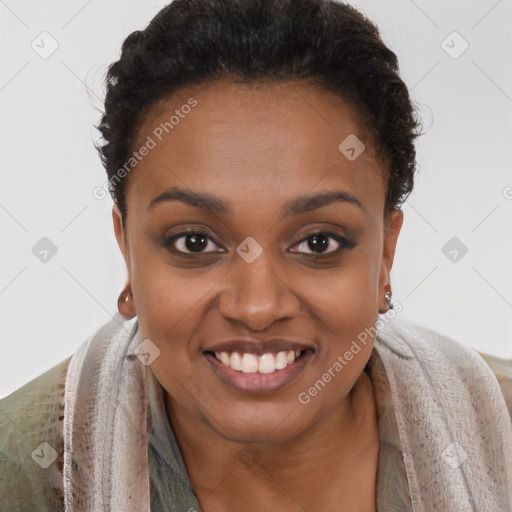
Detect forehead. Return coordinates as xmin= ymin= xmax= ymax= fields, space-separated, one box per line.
xmin=128 ymin=79 xmax=387 ymax=215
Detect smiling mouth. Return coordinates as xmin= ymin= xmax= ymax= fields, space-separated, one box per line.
xmin=205 ymin=349 xmax=308 ymax=373
xmin=203 ymin=348 xmax=315 ymax=394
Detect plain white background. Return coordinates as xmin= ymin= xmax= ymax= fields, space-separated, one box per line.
xmin=1 ymin=0 xmax=511 ymax=398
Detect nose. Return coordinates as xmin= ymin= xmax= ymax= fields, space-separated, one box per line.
xmin=218 ymin=250 xmax=301 ymax=331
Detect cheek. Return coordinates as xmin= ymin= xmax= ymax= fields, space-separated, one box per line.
xmin=134 ymin=267 xmax=207 ymax=357
xmin=130 ymin=235 xmax=213 ymax=331
xmin=303 ymin=248 xmax=381 ymax=387
xmin=136 ymin=278 xmax=206 ymax=411
xmin=310 ymin=275 xmax=378 ymax=363
xmin=310 ymin=244 xmax=381 ymax=322
xmin=131 ymin=255 xmax=221 ymax=396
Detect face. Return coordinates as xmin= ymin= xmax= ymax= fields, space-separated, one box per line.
xmin=113 ymin=79 xmax=402 ymax=444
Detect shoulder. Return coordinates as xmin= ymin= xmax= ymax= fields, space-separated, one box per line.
xmin=473 ymin=350 xmax=512 ymax=421
xmin=376 ymin=317 xmax=512 ymax=420
xmin=378 ymin=316 xmax=496 ymax=369
xmin=0 ymin=356 xmax=71 ymax=511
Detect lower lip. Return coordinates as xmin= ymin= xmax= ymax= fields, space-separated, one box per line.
xmin=203 ymin=350 xmax=314 ymax=394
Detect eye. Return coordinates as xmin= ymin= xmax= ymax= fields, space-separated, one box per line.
xmin=164 ymin=230 xmax=224 ymax=255
xmin=290 ymin=231 xmax=351 ymax=256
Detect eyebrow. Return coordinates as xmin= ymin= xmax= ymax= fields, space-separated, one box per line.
xmin=147 ymin=186 xmax=364 ymax=216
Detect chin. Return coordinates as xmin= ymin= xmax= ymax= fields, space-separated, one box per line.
xmin=206 ymin=402 xmax=311 ymax=445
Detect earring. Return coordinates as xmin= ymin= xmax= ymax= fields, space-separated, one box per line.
xmin=118 ymin=283 xmax=136 ymax=320
xmin=384 ymin=288 xmax=393 ymax=311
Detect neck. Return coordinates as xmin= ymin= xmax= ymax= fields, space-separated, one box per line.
xmin=165 ymin=370 xmax=379 ymax=511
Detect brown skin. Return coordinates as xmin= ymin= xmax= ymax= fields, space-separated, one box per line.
xmin=113 ymin=79 xmax=403 ymax=511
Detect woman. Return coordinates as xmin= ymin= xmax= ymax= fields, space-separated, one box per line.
xmin=1 ymin=0 xmax=511 ymax=510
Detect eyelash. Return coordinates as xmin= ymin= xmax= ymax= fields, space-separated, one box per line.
xmin=163 ymin=229 xmax=353 ymax=257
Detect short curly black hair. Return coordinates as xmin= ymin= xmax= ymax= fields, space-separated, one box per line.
xmin=95 ymin=0 xmax=424 ymax=221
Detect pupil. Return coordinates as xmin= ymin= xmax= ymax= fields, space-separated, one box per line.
xmin=186 ymin=232 xmax=208 ymax=252
xmin=308 ymin=234 xmax=328 ymax=253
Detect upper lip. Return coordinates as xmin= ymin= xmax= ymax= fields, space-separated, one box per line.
xmin=204 ymin=338 xmax=314 ymax=355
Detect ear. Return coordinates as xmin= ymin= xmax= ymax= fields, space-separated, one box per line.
xmin=113 ymin=204 xmax=137 ymax=319
xmin=378 ymin=209 xmax=403 ymax=308
xmin=382 ymin=209 xmax=403 ymax=271
xmin=112 ymin=204 xmax=130 ymax=271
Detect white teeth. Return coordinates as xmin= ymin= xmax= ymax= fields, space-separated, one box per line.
xmin=230 ymin=352 xmax=242 ymax=371
xmin=275 ymin=351 xmax=288 ymax=370
xmin=213 ymin=349 xmax=304 ymax=374
xmin=258 ymin=353 xmax=276 ymax=374
xmin=241 ymin=353 xmax=259 ymax=373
